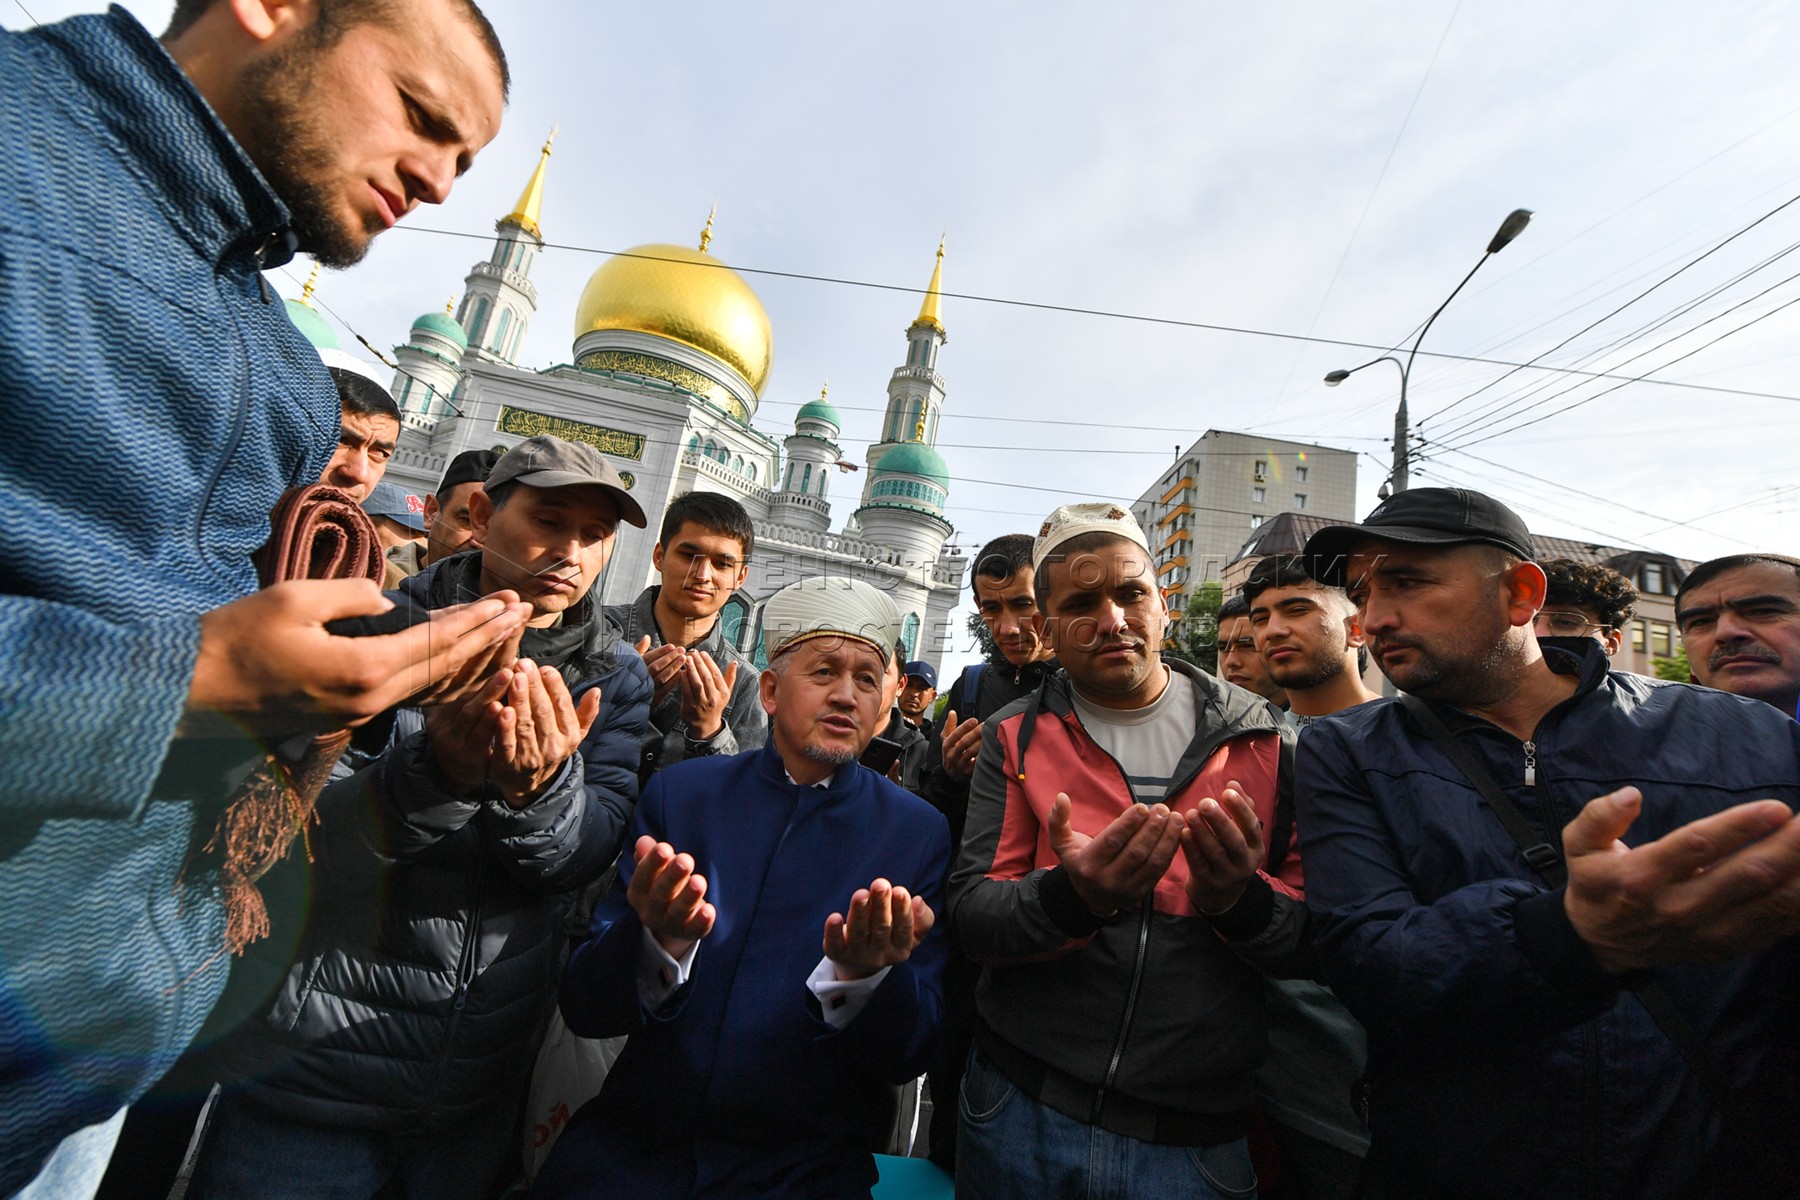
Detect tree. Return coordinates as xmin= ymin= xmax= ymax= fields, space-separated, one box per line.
xmin=965 ymin=609 xmax=997 ymax=660
xmin=1651 ymin=646 xmax=1690 ymax=683
xmin=1164 ymin=580 xmax=1223 ymax=673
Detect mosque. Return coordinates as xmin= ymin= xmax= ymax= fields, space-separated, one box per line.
xmin=286 ymin=135 xmax=967 ymax=669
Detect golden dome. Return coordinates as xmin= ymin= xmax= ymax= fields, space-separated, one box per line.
xmin=572 ymin=243 xmax=773 ymax=395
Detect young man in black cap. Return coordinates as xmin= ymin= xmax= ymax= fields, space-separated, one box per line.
xmin=421 ymin=448 xmax=501 ymax=571
xmin=1296 ymin=486 xmax=1800 ymax=1200
xmin=899 ymin=661 xmax=938 ymax=733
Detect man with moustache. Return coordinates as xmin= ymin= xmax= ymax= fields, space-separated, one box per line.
xmin=0 ymin=0 xmax=514 ymax=1189
xmin=952 ymin=505 xmax=1305 ymax=1200
xmin=537 ymin=578 xmax=949 ymax=1200
xmin=1677 ymin=553 xmax=1800 ymax=717
xmin=1297 ymin=488 xmax=1800 ymax=1199
xmin=189 ymin=437 xmax=651 ymax=1199
xmin=1241 ymin=555 xmax=1380 ymax=1199
xmin=609 ymin=491 xmax=766 ymax=784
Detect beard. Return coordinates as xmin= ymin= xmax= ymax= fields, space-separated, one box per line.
xmin=235 ymin=37 xmax=381 ymax=267
xmin=1269 ymin=647 xmax=1347 ymax=692
xmin=1378 ymin=617 xmax=1518 ymax=705
xmin=801 ymin=741 xmax=859 ymax=768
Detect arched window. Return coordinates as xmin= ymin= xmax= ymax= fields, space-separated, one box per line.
xmin=785 ymin=462 xmax=794 ymax=489
xmin=732 ymin=455 xmax=744 ymax=475
xmin=493 ymin=308 xmax=512 ymax=355
xmin=747 ymin=461 xmax=758 ymax=482
xmin=470 ymin=297 xmax=491 ymax=344
xmin=704 ymin=439 xmax=718 ymax=461
xmin=720 ymin=593 xmax=750 ymax=652
xmin=902 ymin=612 xmax=921 ymax=660
xmin=688 ymin=434 xmax=701 ymax=453
xmin=801 ymin=463 xmax=812 ymax=494
xmin=816 ymin=467 xmax=828 ymax=496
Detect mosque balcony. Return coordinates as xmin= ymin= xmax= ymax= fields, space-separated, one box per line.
xmin=770 ymin=491 xmax=830 ymax=516
xmin=680 ymin=449 xmax=771 ymax=498
xmin=889 ymin=365 xmax=946 ymax=389
xmin=401 ymin=411 xmax=446 ymax=434
xmin=467 ymin=260 xmax=539 ymax=305
xmin=758 ymin=521 xmax=908 ymax=568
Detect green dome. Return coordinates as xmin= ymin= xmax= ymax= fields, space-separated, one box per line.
xmin=284 ymin=299 xmax=338 ymax=351
xmin=873 ymin=442 xmax=949 ymax=490
xmin=411 ymin=311 xmax=469 ymax=349
xmin=796 ymin=396 xmax=841 ymax=427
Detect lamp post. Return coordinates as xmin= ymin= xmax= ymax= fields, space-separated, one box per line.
xmin=1325 ymin=207 xmax=1533 ymax=497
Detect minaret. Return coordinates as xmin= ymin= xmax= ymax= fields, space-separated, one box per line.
xmin=859 ymin=240 xmax=949 ymax=507
xmin=769 ymin=381 xmax=842 ymax=533
xmin=457 ymin=128 xmax=554 ymax=365
xmin=392 ymin=295 xmax=469 ymax=417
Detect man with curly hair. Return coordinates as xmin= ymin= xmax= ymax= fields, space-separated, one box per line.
xmin=1534 ymin=558 xmax=1637 ymax=658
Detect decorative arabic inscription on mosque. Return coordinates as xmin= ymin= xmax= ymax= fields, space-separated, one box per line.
xmin=494 ymin=406 xmax=646 ymax=461
xmin=575 ymin=349 xmax=750 ymax=424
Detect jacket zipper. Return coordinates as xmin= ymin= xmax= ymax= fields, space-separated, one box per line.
xmin=1085 ymin=738 xmax=1159 ymax=1123
xmin=251 ymin=232 xmax=279 ymax=303
xmin=422 ymin=866 xmax=484 ymax=1123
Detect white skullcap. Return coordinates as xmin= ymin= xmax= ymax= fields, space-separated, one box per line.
xmin=1032 ymin=502 xmax=1152 ymax=570
xmin=761 ymin=577 xmax=904 ymax=665
xmin=318 ymin=348 xmax=397 ymax=401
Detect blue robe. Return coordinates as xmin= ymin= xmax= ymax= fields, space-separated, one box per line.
xmin=538 ymin=742 xmax=950 ymax=1200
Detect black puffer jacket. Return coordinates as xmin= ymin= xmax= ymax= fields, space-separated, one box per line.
xmin=215 ymin=555 xmax=651 ymax=1129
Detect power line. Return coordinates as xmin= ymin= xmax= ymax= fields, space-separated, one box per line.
xmin=1430 ymin=445 xmax=1758 ymax=550
xmin=1435 ymin=273 xmax=1800 ymax=451
xmin=1424 ymin=239 xmax=1800 ymax=446
xmin=395 ymin=226 xmax=1800 ymax=407
xmin=1420 ymin=190 xmax=1800 ymax=429
xmin=1262 ymin=0 xmax=1462 ymax=424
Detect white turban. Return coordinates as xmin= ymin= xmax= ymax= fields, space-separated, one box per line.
xmin=1032 ymin=502 xmax=1151 ymax=570
xmin=761 ymin=577 xmax=903 ymax=665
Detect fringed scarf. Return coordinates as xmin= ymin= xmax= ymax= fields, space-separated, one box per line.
xmin=188 ymin=483 xmax=385 ymax=957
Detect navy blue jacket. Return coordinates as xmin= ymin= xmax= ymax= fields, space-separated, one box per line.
xmin=1296 ymin=642 xmax=1800 ymax=1200
xmin=212 ymin=561 xmax=650 ymax=1129
xmin=0 ymin=9 xmax=335 ymax=1188
xmin=537 ymin=742 xmax=951 ymax=1200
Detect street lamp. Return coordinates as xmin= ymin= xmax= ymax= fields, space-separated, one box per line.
xmin=1324 ymin=207 xmax=1533 ymax=496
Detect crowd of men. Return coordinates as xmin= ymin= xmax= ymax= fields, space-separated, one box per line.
xmin=3 ymin=1 xmax=1799 ymax=1198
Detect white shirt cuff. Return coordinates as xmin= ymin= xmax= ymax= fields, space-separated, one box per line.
xmin=806 ymin=957 xmax=892 ymax=1029
xmin=637 ymin=927 xmax=700 ymax=1012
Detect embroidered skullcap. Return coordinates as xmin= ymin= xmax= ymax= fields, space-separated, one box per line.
xmin=761 ymin=577 xmax=903 ymax=664
xmin=1032 ymin=502 xmax=1152 ymax=570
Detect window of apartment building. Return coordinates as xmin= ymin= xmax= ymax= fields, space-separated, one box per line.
xmin=1295 ymin=493 xmax=1307 ymax=510
xmin=1250 ymin=514 xmax=1264 ymax=529
xmin=1254 ymin=459 xmax=1269 ymax=480
xmin=1632 ymin=621 xmax=1647 ymax=652
xmin=1253 ymin=487 xmax=1266 ymax=503
xmin=1651 ymin=622 xmax=1673 ymax=658
xmin=1642 ymin=562 xmax=1666 ymax=595
xmin=1296 ymin=465 xmax=1309 ymax=483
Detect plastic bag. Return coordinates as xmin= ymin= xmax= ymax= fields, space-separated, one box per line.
xmin=521 ymin=1007 xmax=625 ymax=1181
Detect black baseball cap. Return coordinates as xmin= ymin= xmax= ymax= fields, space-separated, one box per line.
xmin=1303 ymin=487 xmax=1534 ymax=587
xmin=488 ymin=435 xmax=647 ymax=528
xmin=436 ymin=449 xmax=499 ymax=498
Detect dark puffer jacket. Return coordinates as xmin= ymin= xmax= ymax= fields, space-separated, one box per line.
xmin=1296 ymin=640 xmax=1800 ymax=1200
xmin=215 ymin=556 xmax=650 ymax=1129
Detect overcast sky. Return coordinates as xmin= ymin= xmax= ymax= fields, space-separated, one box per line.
xmin=19 ymin=0 xmax=1800 ymax=665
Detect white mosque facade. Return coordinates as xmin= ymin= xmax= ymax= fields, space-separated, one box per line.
xmin=288 ymin=137 xmax=966 ymax=668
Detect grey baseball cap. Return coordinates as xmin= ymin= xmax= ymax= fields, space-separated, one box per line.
xmin=487 ymin=435 xmax=646 ymax=528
